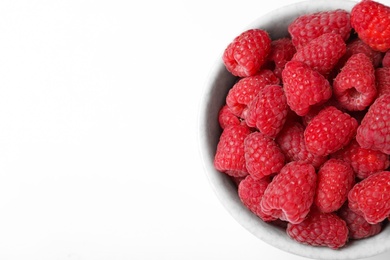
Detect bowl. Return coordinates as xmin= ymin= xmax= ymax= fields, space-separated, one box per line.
xmin=198 ymin=0 xmax=390 ymax=259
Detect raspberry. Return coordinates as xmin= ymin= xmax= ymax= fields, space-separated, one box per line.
xmin=383 ymin=50 xmax=390 ymax=67
xmin=291 ymin=33 xmax=346 ymax=76
xmin=214 ymin=124 xmax=251 ymax=177
xmin=351 ymin=0 xmax=390 ymax=52
xmin=223 ymin=29 xmax=272 ymax=77
xmin=341 ymin=38 xmax=383 ymax=68
xmin=226 ymin=70 xmax=279 ymax=118
xmin=333 ymin=53 xmax=376 ymax=111
xmin=375 ymin=67 xmax=390 ymax=97
xmin=288 ymin=10 xmax=351 ymax=49
xmin=287 ymin=210 xmax=348 ymax=249
xmin=244 ymin=132 xmax=285 ymax=180
xmin=268 ymin=38 xmax=296 ymax=79
xmin=356 ymin=94 xmax=390 ymax=154
xmin=260 ymin=161 xmax=316 ymax=224
xmin=348 ymin=171 xmax=390 ymax=224
xmin=338 ymin=203 xmax=382 ymax=240
xmin=276 ymin=121 xmax=327 ymax=169
xmin=304 ymin=106 xmax=358 ymax=156
xmin=218 ymin=105 xmax=240 ymax=129
xmin=245 ymin=85 xmax=288 ymax=138
xmin=314 ymin=159 xmax=355 ymax=213
xmin=332 ymin=139 xmax=390 ymax=180
xmin=282 ymin=60 xmax=332 ymax=116
xmin=238 ymin=175 xmax=276 ymax=222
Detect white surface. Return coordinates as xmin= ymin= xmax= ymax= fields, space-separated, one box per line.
xmin=0 ymin=0 xmax=389 ymax=259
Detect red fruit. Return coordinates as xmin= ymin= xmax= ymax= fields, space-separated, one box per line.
xmin=314 ymin=159 xmax=355 ymax=213
xmin=245 ymin=85 xmax=288 ymax=138
xmin=304 ymin=106 xmax=358 ymax=156
xmin=333 ymin=53 xmax=376 ymax=111
xmin=356 ymin=94 xmax=390 ymax=154
xmin=291 ymin=33 xmax=346 ymax=76
xmin=348 ymin=171 xmax=390 ymax=224
xmin=214 ymin=124 xmax=251 ymax=177
xmin=282 ymin=60 xmax=332 ymax=116
xmin=225 ymin=70 xmax=279 ymax=118
xmin=223 ymin=29 xmax=272 ymax=77
xmin=276 ymin=121 xmax=327 ymax=169
xmin=332 ymin=139 xmax=390 ymax=180
xmin=260 ymin=161 xmax=316 ymax=224
xmin=218 ymin=105 xmax=240 ymax=129
xmin=238 ymin=175 xmax=276 ymax=222
xmin=288 ymin=10 xmax=351 ymax=49
xmin=375 ymin=67 xmax=390 ymax=97
xmin=287 ymin=210 xmax=348 ymax=249
xmin=351 ymin=0 xmax=390 ymax=52
xmin=244 ymin=132 xmax=285 ymax=180
xmin=268 ymin=38 xmax=296 ymax=78
xmin=338 ymin=203 xmax=382 ymax=240
xmin=383 ymin=50 xmax=390 ymax=67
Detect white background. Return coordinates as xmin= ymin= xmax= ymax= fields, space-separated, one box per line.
xmin=0 ymin=0 xmax=389 ymax=259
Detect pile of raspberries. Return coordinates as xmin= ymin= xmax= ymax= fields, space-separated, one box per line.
xmin=214 ymin=0 xmax=390 ymax=249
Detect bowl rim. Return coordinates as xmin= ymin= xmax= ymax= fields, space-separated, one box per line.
xmin=197 ymin=0 xmax=390 ymax=259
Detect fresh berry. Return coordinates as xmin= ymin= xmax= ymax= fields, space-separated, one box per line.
xmin=356 ymin=94 xmax=390 ymax=154
xmin=348 ymin=171 xmax=390 ymax=224
xmin=214 ymin=124 xmax=251 ymax=177
xmin=375 ymin=67 xmax=390 ymax=97
xmin=314 ymin=159 xmax=354 ymax=213
xmin=291 ymin=33 xmax=346 ymax=76
xmin=287 ymin=210 xmax=348 ymax=249
xmin=244 ymin=132 xmax=285 ymax=180
xmin=288 ymin=10 xmax=351 ymax=49
xmin=338 ymin=203 xmax=382 ymax=240
xmin=276 ymin=121 xmax=327 ymax=169
xmin=383 ymin=50 xmax=390 ymax=67
xmin=245 ymin=85 xmax=288 ymax=137
xmin=238 ymin=175 xmax=276 ymax=221
xmin=268 ymin=38 xmax=296 ymax=78
xmin=351 ymin=0 xmax=390 ymax=52
xmin=218 ymin=105 xmax=240 ymax=129
xmin=223 ymin=29 xmax=272 ymax=77
xmin=260 ymin=161 xmax=316 ymax=224
xmin=226 ymin=70 xmax=279 ymax=118
xmin=332 ymin=139 xmax=390 ymax=179
xmin=302 ymin=97 xmax=344 ymax=126
xmin=282 ymin=60 xmax=332 ymax=116
xmin=304 ymin=106 xmax=358 ymax=156
xmin=333 ymin=53 xmax=376 ymax=111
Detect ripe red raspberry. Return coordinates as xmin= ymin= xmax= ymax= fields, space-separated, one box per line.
xmin=304 ymin=106 xmax=358 ymax=156
xmin=223 ymin=29 xmax=272 ymax=77
xmin=276 ymin=121 xmax=327 ymax=169
xmin=375 ymin=67 xmax=390 ymax=97
xmin=383 ymin=50 xmax=390 ymax=67
xmin=218 ymin=105 xmax=240 ymax=129
xmin=291 ymin=33 xmax=346 ymax=76
xmin=356 ymin=94 xmax=390 ymax=154
xmin=341 ymin=38 xmax=383 ymax=68
xmin=351 ymin=0 xmax=390 ymax=52
xmin=282 ymin=60 xmax=332 ymax=116
xmin=332 ymin=139 xmax=390 ymax=180
xmin=348 ymin=171 xmax=390 ymax=224
xmin=260 ymin=161 xmax=316 ymax=224
xmin=288 ymin=10 xmax=351 ymax=49
xmin=268 ymin=38 xmax=296 ymax=79
xmin=244 ymin=132 xmax=285 ymax=180
xmin=214 ymin=124 xmax=251 ymax=177
xmin=245 ymin=85 xmax=288 ymax=138
xmin=314 ymin=159 xmax=355 ymax=213
xmin=287 ymin=210 xmax=348 ymax=249
xmin=333 ymin=53 xmax=376 ymax=111
xmin=238 ymin=175 xmax=276 ymax=222
xmin=226 ymin=70 xmax=279 ymax=118
xmin=338 ymin=203 xmax=382 ymax=240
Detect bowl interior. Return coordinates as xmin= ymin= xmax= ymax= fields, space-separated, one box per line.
xmin=198 ymin=0 xmax=390 ymax=259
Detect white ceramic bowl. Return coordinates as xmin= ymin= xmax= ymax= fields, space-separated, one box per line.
xmin=198 ymin=0 xmax=390 ymax=259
